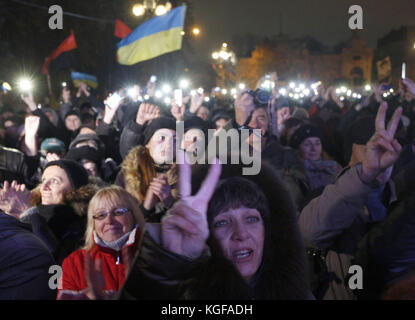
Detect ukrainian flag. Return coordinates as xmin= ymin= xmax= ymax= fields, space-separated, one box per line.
xmin=117 ymin=5 xmax=186 ymax=65
xmin=71 ymin=72 xmax=98 ymax=89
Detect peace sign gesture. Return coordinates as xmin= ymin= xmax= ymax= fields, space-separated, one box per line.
xmin=161 ymin=151 xmax=221 ymax=259
xmin=361 ymin=102 xmax=402 ymax=184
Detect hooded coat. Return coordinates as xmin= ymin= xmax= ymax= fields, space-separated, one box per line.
xmin=118 ymin=161 xmax=311 ymax=300
xmin=115 ymin=145 xmax=178 ymax=222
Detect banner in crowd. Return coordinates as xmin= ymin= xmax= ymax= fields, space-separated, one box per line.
xmin=116 ymin=5 xmax=186 ymax=65
xmin=71 ymin=72 xmax=98 ymax=89
xmin=42 ymin=30 xmax=77 ymax=75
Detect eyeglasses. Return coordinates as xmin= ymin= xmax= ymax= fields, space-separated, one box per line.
xmin=92 ymin=207 xmax=130 ymax=221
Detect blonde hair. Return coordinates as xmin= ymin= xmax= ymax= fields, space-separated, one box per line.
xmin=83 ymin=185 xmax=145 ymax=250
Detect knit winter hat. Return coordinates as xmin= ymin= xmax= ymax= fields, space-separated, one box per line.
xmin=65 ymin=146 xmax=102 ymax=166
xmin=143 ymin=117 xmax=176 ymax=145
xmin=64 ymin=109 xmax=82 ymax=120
xmin=45 ymin=159 xmax=89 ymax=189
xmin=184 ymin=116 xmax=209 ymax=134
xmin=290 ymin=125 xmax=322 ymax=149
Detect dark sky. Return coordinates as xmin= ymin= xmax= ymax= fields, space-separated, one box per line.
xmin=192 ymin=0 xmax=415 ymax=58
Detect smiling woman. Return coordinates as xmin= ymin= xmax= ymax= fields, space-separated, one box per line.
xmin=9 ymin=159 xmax=99 ymax=264
xmin=59 ymin=186 xmax=145 ymax=299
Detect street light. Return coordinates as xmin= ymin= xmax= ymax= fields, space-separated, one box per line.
xmin=132 ymin=1 xmax=171 ymax=18
xmin=211 ymin=43 xmax=237 ymax=88
xmin=132 ymin=4 xmax=145 ymax=16
xmin=192 ymin=28 xmax=200 ymax=36
xmin=155 ymin=4 xmax=167 ymax=16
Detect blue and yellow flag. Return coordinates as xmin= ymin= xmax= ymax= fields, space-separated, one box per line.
xmin=117 ymin=5 xmax=186 ymax=65
xmin=71 ymin=72 xmax=98 ymax=89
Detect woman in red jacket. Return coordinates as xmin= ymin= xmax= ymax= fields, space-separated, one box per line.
xmin=58 ymin=186 xmax=145 ymax=299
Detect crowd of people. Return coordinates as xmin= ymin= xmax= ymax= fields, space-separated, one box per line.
xmin=0 ymin=71 xmax=414 ymax=300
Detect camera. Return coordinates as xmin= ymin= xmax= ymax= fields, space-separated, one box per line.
xmin=247 ymin=88 xmax=272 ymax=106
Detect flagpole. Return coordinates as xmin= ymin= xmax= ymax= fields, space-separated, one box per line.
xmin=46 ymin=73 xmax=53 ymax=98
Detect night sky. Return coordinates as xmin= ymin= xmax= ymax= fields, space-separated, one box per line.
xmin=192 ymin=0 xmax=415 ymax=58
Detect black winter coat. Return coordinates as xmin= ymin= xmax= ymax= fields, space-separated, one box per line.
xmin=0 ymin=211 xmax=56 ymax=299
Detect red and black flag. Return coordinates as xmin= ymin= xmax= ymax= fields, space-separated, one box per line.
xmin=42 ymin=30 xmax=77 ymax=75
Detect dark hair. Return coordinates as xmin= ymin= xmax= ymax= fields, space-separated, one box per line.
xmin=207 ymin=177 xmax=269 ymax=228
xmin=189 ymin=161 xmax=310 ymax=299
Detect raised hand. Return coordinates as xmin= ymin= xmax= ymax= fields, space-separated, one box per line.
xmin=277 ymin=106 xmax=290 ymax=126
xmin=146 ymin=79 xmax=156 ymax=97
xmin=234 ymin=90 xmax=255 ymax=126
xmin=401 ymin=78 xmax=415 ymax=97
xmin=171 ymin=101 xmax=185 ymax=121
xmin=79 ymin=82 xmax=90 ymax=97
xmin=0 ymin=180 xmax=32 ymax=218
xmin=46 ymin=152 xmax=61 ymax=163
xmin=149 ymin=174 xmax=173 ymax=207
xmin=24 ymin=115 xmax=40 ymax=137
xmin=24 ymin=115 xmax=40 ymax=156
xmin=136 ymin=103 xmax=160 ymax=126
xmin=361 ymin=102 xmax=402 ymax=184
xmin=103 ymin=93 xmax=124 ymax=125
xmin=189 ymin=91 xmax=204 ymax=114
xmin=21 ymin=92 xmax=37 ymax=112
xmin=62 ymin=86 xmax=71 ymax=103
xmin=161 ymin=151 xmax=221 ymax=259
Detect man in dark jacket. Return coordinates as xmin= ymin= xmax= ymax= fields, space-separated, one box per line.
xmin=0 ymin=211 xmax=56 ymax=299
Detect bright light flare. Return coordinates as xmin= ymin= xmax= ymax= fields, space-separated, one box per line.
xmin=132 ymin=4 xmax=145 ymax=16
xmin=162 ymin=84 xmax=171 ymax=93
xmin=179 ymin=79 xmax=189 ymax=89
xmin=155 ymin=5 xmax=167 ymax=16
xmin=18 ymin=78 xmax=32 ymax=92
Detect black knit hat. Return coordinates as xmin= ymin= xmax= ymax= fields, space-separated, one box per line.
xmin=45 ymin=159 xmax=89 ymax=189
xmin=64 ymin=109 xmax=81 ymax=120
xmin=65 ymin=146 xmax=102 ymax=166
xmin=143 ymin=117 xmax=176 ymax=145
xmin=290 ymin=125 xmax=322 ymax=149
xmin=184 ymin=116 xmax=209 ymax=133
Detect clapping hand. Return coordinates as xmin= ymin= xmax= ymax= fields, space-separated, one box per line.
xmin=149 ymin=174 xmax=173 ymax=207
xmin=161 ymin=151 xmax=221 ymax=259
xmin=0 ymin=180 xmax=32 ymax=218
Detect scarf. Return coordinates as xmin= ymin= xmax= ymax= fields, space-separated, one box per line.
xmin=93 ymin=225 xmax=137 ymax=252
